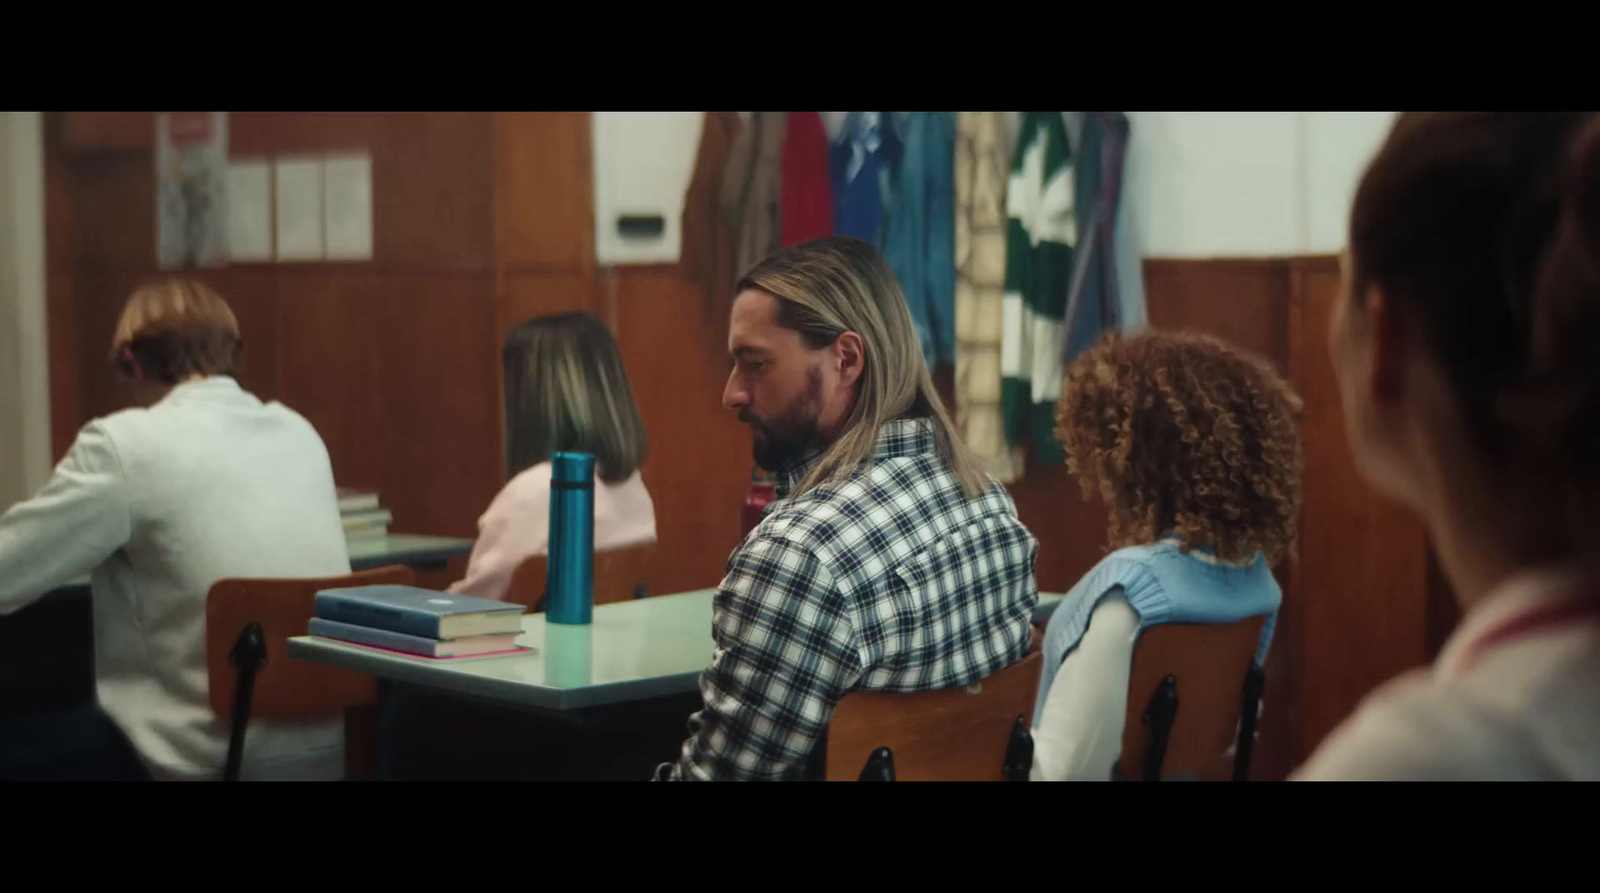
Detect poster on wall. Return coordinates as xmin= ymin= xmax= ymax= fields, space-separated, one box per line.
xmin=323 ymin=154 xmax=373 ymax=261
xmin=274 ymin=157 xmax=324 ymax=261
xmin=226 ymin=160 xmax=273 ymax=262
xmin=156 ymin=112 xmax=229 ymax=269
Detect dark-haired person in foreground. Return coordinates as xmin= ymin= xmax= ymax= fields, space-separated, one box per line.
xmin=1297 ymin=113 xmax=1600 ymax=780
xmin=0 ymin=280 xmax=351 ymax=781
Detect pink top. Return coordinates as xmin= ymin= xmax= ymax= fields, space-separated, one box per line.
xmin=447 ymin=462 xmax=657 ymax=602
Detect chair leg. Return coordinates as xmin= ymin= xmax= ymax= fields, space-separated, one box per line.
xmin=1233 ymin=664 xmax=1267 ymax=782
xmin=224 ymin=622 xmax=268 ymax=783
xmin=858 ymin=746 xmax=895 ymax=781
xmin=1142 ymin=675 xmax=1178 ymax=782
xmin=1002 ymin=716 xmax=1033 ymax=782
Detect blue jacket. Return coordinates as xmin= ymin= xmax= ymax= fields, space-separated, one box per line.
xmin=883 ymin=112 xmax=957 ymax=368
xmin=830 ymin=112 xmax=901 ymax=243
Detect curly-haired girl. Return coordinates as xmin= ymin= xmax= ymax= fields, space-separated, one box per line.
xmin=1031 ymin=330 xmax=1304 ymax=781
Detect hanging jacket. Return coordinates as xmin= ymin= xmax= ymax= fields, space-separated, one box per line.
xmin=954 ymin=112 xmax=1023 ymax=483
xmin=1061 ymin=112 xmax=1143 ymax=364
xmin=681 ymin=111 xmax=744 ymax=342
xmin=722 ymin=112 xmax=787 ymax=280
xmin=883 ymin=112 xmax=957 ymax=369
xmin=830 ymin=112 xmax=901 ymax=243
xmin=1111 ymin=119 xmax=1148 ymax=334
xmin=1001 ymin=111 xmax=1075 ymax=467
xmin=780 ymin=112 xmax=834 ymax=248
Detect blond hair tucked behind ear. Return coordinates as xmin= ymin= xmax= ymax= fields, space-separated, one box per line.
xmin=736 ymin=236 xmax=986 ymax=499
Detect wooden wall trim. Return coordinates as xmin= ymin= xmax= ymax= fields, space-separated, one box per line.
xmin=58 ymin=113 xmax=154 ymax=156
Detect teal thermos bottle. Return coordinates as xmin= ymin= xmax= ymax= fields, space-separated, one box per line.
xmin=546 ymin=452 xmax=595 ymax=625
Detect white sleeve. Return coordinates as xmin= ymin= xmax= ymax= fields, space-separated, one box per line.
xmin=0 ymin=423 xmax=133 ymax=614
xmin=446 ymin=479 xmax=549 ymax=602
xmin=1030 ymin=591 xmax=1140 ymax=781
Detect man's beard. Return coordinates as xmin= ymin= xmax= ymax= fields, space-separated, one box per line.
xmin=741 ymin=366 xmax=824 ymax=471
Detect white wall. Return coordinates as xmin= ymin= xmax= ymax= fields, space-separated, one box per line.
xmin=1125 ymin=112 xmax=1302 ymax=257
xmin=590 ymin=111 xmax=1398 ymax=264
xmin=0 ymin=111 xmax=51 ymax=508
xmin=1303 ymin=112 xmax=1399 ymax=253
xmin=1033 ymin=111 xmax=1396 ymax=257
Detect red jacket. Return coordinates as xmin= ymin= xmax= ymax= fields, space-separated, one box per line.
xmin=780 ymin=112 xmax=833 ymax=247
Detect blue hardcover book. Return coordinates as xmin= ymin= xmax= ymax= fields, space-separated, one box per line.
xmin=308 ymin=618 xmax=525 ymax=658
xmin=314 ymin=585 xmax=525 ymax=639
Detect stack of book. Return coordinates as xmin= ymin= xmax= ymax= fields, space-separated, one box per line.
xmin=338 ymin=487 xmax=392 ymax=542
xmin=310 ymin=585 xmax=532 ymax=659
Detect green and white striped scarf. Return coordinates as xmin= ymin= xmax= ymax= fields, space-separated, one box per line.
xmin=1001 ymin=112 xmax=1075 ymax=467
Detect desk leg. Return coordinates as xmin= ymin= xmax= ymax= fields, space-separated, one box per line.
xmin=376 ymin=680 xmax=399 ymax=782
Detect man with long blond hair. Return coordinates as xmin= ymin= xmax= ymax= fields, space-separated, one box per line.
xmin=0 ymin=279 xmax=350 ymax=781
xmin=657 ymin=236 xmax=1039 ymax=781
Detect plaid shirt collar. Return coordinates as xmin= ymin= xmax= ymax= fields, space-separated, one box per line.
xmin=774 ymin=417 xmax=937 ymax=498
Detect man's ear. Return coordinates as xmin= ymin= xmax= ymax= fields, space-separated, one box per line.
xmin=832 ymin=331 xmax=865 ymax=391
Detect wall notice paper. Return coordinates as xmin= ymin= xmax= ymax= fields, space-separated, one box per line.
xmin=275 ymin=157 xmax=324 ymax=261
xmin=323 ymin=154 xmax=373 ymax=261
xmin=156 ymin=112 xmax=229 ymax=269
xmin=226 ymin=161 xmax=273 ymax=262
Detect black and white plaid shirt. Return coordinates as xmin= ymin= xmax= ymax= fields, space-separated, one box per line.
xmin=658 ymin=417 xmax=1039 ymax=780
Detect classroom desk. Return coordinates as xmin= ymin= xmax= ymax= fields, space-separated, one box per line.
xmin=289 ymin=589 xmax=1068 ymax=713
xmin=292 ymin=589 xmax=713 ymax=712
xmin=289 ymin=588 xmax=1065 ymax=778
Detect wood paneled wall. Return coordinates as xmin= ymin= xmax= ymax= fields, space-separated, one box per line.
xmin=46 ymin=112 xmax=503 ymax=541
xmin=1288 ymin=260 xmax=1436 ymax=750
xmin=46 ymin=112 xmax=1453 ymax=779
xmin=1138 ymin=255 xmax=1449 ymax=774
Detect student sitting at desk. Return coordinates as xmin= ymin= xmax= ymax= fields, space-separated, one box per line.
xmin=0 ymin=279 xmax=352 ymax=781
xmin=447 ymin=313 xmax=656 ymax=602
xmin=1031 ymin=331 xmax=1304 ymax=781
xmin=657 ymin=237 xmax=1038 ymax=781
